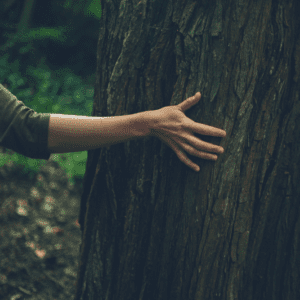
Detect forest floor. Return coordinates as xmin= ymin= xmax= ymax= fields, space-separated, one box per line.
xmin=0 ymin=146 xmax=84 ymax=300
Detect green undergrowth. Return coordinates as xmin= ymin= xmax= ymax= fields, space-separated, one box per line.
xmin=0 ymin=52 xmax=95 ymax=185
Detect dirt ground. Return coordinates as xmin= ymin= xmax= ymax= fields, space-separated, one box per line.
xmin=0 ymin=146 xmax=84 ymax=299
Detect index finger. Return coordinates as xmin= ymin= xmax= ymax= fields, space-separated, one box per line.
xmin=195 ymin=123 xmax=227 ymax=137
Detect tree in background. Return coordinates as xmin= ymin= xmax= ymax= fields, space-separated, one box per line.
xmin=0 ymin=0 xmax=103 ymax=185
xmin=75 ymin=0 xmax=300 ymax=299
xmin=0 ymin=0 xmax=102 ymax=69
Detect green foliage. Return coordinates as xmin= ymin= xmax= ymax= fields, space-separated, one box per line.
xmin=85 ymin=0 xmax=102 ymax=19
xmin=0 ymin=27 xmax=68 ymax=53
xmin=63 ymin=0 xmax=102 ymax=19
xmin=0 ymin=151 xmax=48 ymax=182
xmin=19 ymin=27 xmax=68 ymax=43
xmin=23 ymin=27 xmax=68 ymax=43
xmin=0 ymin=53 xmax=94 ymax=185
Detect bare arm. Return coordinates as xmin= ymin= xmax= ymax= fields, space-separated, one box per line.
xmin=48 ymin=92 xmax=226 ymax=172
xmin=47 ymin=112 xmax=150 ymax=153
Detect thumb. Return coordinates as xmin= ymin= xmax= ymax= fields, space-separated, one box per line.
xmin=179 ymin=92 xmax=201 ymax=112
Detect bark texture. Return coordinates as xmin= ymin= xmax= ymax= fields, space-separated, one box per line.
xmin=75 ymin=0 xmax=300 ymax=299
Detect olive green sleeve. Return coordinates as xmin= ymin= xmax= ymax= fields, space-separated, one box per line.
xmin=0 ymin=83 xmax=51 ymax=160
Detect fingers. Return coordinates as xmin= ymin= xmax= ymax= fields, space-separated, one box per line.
xmin=195 ymin=124 xmax=227 ymax=137
xmin=166 ymin=137 xmax=221 ymax=172
xmin=177 ymin=149 xmax=200 ymax=172
xmin=180 ymin=141 xmax=219 ymax=160
xmin=171 ymin=137 xmax=223 ymax=171
xmin=178 ymin=92 xmax=227 ymax=137
xmin=189 ymin=135 xmax=225 ymax=154
xmin=179 ymin=92 xmax=201 ymax=112
xmin=167 ymin=140 xmax=200 ymax=172
xmin=174 ymin=132 xmax=224 ymax=155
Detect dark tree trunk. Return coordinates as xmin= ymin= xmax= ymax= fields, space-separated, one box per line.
xmin=74 ymin=0 xmax=300 ymax=299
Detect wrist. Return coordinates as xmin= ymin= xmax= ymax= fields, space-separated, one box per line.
xmin=134 ymin=110 xmax=153 ymax=138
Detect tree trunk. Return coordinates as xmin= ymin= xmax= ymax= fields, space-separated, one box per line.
xmin=74 ymin=0 xmax=300 ymax=299
xmin=17 ymin=0 xmax=36 ymax=34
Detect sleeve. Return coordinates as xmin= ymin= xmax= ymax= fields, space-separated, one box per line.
xmin=0 ymin=83 xmax=51 ymax=160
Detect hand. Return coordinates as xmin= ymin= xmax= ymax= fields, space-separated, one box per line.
xmin=149 ymin=92 xmax=226 ymax=172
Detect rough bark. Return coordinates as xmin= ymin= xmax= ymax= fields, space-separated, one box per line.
xmin=75 ymin=0 xmax=300 ymax=299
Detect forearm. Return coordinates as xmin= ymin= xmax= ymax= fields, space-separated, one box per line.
xmin=47 ymin=112 xmax=151 ymax=154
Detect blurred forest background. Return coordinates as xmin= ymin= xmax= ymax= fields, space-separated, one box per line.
xmin=0 ymin=0 xmax=102 ymax=186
